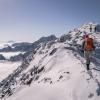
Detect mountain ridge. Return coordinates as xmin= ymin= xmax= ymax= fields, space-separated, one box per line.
xmin=0 ymin=23 xmax=100 ymax=100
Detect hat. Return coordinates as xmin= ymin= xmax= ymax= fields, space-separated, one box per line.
xmin=85 ymin=35 xmax=89 ymax=38
xmin=82 ymin=34 xmax=89 ymax=39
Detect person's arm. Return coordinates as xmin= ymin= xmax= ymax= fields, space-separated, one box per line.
xmin=93 ymin=43 xmax=96 ymax=50
xmin=80 ymin=41 xmax=85 ymax=53
xmin=92 ymin=39 xmax=96 ymax=50
xmin=82 ymin=41 xmax=85 ymax=50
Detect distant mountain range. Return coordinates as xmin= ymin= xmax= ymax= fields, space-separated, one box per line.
xmin=0 ymin=35 xmax=57 ymax=61
xmin=0 ymin=35 xmax=57 ymax=52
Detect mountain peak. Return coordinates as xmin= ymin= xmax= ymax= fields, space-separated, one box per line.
xmin=84 ymin=22 xmax=97 ymax=25
xmin=34 ymin=35 xmax=57 ymax=44
xmin=78 ymin=22 xmax=100 ymax=33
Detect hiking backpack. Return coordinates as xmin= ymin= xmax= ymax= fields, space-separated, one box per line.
xmin=84 ymin=38 xmax=93 ymax=51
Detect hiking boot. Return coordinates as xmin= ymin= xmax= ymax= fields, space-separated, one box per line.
xmin=87 ymin=64 xmax=90 ymax=70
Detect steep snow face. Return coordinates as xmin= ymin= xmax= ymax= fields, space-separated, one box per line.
xmin=0 ymin=61 xmax=22 ymax=81
xmin=4 ymin=41 xmax=100 ymax=100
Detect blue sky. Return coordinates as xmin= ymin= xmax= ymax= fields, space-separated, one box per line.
xmin=0 ymin=0 xmax=100 ymax=43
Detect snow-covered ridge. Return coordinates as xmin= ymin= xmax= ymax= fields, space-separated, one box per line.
xmin=0 ymin=23 xmax=100 ymax=100
xmin=3 ymin=40 xmax=100 ymax=100
xmin=0 ymin=61 xmax=22 ymax=82
xmin=78 ymin=22 xmax=100 ymax=32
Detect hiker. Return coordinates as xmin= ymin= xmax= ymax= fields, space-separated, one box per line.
xmin=90 ymin=25 xmax=92 ymax=32
xmin=82 ymin=35 xmax=95 ymax=70
xmin=94 ymin=27 xmax=97 ymax=32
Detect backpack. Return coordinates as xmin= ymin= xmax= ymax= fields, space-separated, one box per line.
xmin=84 ymin=38 xmax=93 ymax=51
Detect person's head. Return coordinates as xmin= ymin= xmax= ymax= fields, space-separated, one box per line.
xmin=82 ymin=34 xmax=89 ymax=40
xmin=85 ymin=35 xmax=89 ymax=38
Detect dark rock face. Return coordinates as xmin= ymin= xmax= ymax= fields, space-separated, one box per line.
xmin=0 ymin=46 xmax=12 ymax=52
xmin=34 ymin=35 xmax=57 ymax=44
xmin=0 ymin=54 xmax=6 ymax=60
xmin=10 ymin=54 xmax=24 ymax=61
xmin=10 ymin=50 xmax=36 ymax=62
xmin=12 ymin=42 xmax=33 ymax=52
xmin=59 ymin=34 xmax=72 ymax=42
xmin=49 ymin=48 xmax=57 ymax=55
xmin=32 ymin=35 xmax=57 ymax=48
xmin=96 ymin=24 xmax=100 ymax=32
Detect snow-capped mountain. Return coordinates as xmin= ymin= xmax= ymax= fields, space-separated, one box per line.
xmin=0 ymin=41 xmax=15 ymax=49
xmin=0 ymin=35 xmax=57 ymax=61
xmin=0 ymin=35 xmax=57 ymax=52
xmin=0 ymin=23 xmax=100 ymax=100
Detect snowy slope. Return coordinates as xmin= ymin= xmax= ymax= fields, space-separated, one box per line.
xmin=0 ymin=23 xmax=100 ymax=100
xmin=0 ymin=61 xmax=22 ymax=81
xmin=6 ymin=42 xmax=100 ymax=100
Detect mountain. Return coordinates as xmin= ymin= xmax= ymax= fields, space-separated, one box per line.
xmin=0 ymin=35 xmax=57 ymax=61
xmin=0 ymin=23 xmax=100 ymax=100
xmin=0 ymin=54 xmax=6 ymax=60
xmin=0 ymin=35 xmax=57 ymax=52
xmin=78 ymin=22 xmax=100 ymax=32
xmin=0 ymin=41 xmax=15 ymax=49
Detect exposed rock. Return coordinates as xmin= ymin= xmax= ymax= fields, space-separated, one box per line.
xmin=0 ymin=54 xmax=6 ymax=60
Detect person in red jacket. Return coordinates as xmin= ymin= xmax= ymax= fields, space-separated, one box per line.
xmin=82 ymin=35 xmax=95 ymax=70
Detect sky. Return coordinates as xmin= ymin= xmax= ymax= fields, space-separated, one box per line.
xmin=0 ymin=0 xmax=100 ymax=43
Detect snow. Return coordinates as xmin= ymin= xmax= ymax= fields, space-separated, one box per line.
xmin=1 ymin=23 xmax=100 ymax=100
xmin=0 ymin=61 xmax=22 ymax=81
xmin=7 ymin=83 xmax=68 ymax=100
xmin=0 ymin=42 xmax=25 ymax=59
xmin=4 ymin=42 xmax=100 ymax=100
xmin=0 ymin=42 xmax=14 ymax=49
xmin=0 ymin=52 xmax=25 ymax=59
